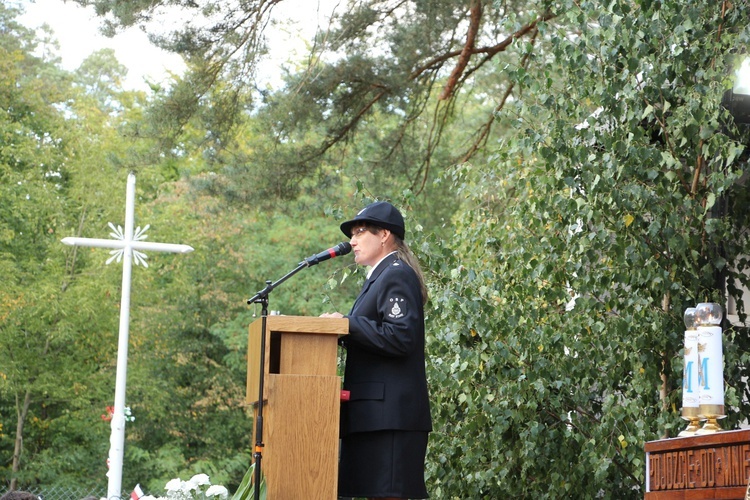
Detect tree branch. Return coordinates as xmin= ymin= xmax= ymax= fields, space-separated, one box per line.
xmin=439 ymin=0 xmax=483 ymax=100
xmin=459 ymin=27 xmax=539 ymax=163
xmin=411 ymin=10 xmax=556 ymax=80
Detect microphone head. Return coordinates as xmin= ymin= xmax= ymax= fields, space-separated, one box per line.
xmin=301 ymin=241 xmax=353 ymax=267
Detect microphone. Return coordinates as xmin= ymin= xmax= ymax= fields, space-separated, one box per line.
xmin=301 ymin=242 xmax=352 ymax=267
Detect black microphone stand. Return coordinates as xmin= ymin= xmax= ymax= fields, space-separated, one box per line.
xmin=245 ymin=260 xmax=310 ymax=500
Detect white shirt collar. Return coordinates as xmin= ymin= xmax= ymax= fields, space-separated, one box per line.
xmin=366 ymin=251 xmax=398 ymax=279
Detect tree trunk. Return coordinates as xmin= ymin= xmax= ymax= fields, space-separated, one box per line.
xmin=660 ymin=293 xmax=671 ymax=439
xmin=11 ymin=389 xmax=32 ymax=490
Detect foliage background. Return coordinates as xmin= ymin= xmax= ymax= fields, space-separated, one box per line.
xmin=2 ymin=0 xmax=750 ymax=498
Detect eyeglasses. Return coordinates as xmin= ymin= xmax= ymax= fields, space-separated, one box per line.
xmin=350 ymin=227 xmax=370 ymax=239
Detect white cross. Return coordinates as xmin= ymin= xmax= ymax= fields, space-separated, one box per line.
xmin=62 ymin=173 xmax=193 ymax=500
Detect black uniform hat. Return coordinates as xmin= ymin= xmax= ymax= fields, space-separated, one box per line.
xmin=340 ymin=201 xmax=406 ymax=240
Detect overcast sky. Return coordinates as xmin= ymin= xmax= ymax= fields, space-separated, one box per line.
xmin=15 ymin=0 xmax=184 ymax=90
xmin=15 ymin=0 xmax=340 ymax=91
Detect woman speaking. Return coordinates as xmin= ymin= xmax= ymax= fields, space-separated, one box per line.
xmin=321 ymin=201 xmax=432 ymax=500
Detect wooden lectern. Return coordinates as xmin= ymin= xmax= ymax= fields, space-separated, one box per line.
xmin=246 ymin=315 xmax=348 ymax=499
xmin=645 ymin=428 xmax=750 ymax=499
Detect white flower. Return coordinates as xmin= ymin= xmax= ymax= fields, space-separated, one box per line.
xmin=205 ymin=485 xmax=228 ymax=498
xmin=189 ymin=474 xmax=211 ymax=487
xmin=154 ymin=474 xmax=228 ymax=500
xmin=165 ymin=478 xmax=182 ymax=492
xmin=181 ymin=481 xmax=196 ymax=494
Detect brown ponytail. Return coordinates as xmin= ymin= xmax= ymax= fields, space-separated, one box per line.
xmin=394 ymin=238 xmax=428 ymax=305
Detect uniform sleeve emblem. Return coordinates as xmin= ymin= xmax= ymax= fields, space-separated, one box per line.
xmin=388 ymin=297 xmax=405 ymax=319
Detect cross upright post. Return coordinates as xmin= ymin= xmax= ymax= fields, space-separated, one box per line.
xmin=62 ymin=172 xmax=193 ymax=500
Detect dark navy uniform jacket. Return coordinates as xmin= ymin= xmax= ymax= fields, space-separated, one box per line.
xmin=340 ymin=252 xmax=432 ymax=436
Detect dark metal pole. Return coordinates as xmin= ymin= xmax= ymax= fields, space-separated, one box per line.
xmin=252 ymin=298 xmax=268 ymax=500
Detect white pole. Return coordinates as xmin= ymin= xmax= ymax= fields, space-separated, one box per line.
xmin=106 ymin=173 xmax=136 ymax=500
